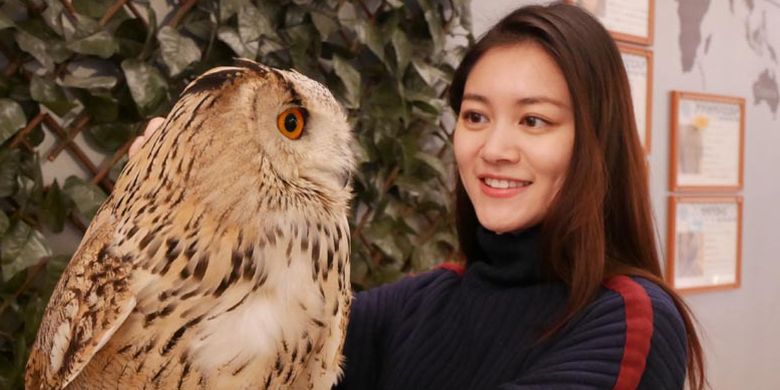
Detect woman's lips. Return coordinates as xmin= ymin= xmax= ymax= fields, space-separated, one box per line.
xmin=479 ymin=176 xmax=532 ymax=198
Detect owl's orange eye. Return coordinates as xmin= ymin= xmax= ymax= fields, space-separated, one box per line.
xmin=277 ymin=107 xmax=306 ymax=140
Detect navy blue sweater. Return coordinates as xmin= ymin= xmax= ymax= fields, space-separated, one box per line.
xmin=335 ymin=227 xmax=688 ymax=389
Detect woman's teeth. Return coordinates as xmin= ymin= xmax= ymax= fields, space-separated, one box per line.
xmin=483 ymin=178 xmax=531 ymax=189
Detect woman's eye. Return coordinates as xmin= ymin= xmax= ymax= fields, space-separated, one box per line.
xmin=521 ymin=116 xmax=547 ymax=128
xmin=462 ymin=111 xmax=487 ymax=124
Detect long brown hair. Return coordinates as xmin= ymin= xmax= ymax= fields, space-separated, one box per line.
xmin=449 ymin=3 xmax=705 ymax=389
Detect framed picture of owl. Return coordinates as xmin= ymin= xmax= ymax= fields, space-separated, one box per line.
xmin=568 ymin=0 xmax=654 ymax=45
xmin=619 ymin=44 xmax=653 ymax=153
xmin=666 ymin=196 xmax=743 ymax=293
xmin=669 ymin=91 xmax=745 ymax=192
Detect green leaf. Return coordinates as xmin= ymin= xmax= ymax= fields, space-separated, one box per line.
xmin=44 ymin=255 xmax=70 ymax=288
xmin=58 ymin=64 xmax=119 ymax=89
xmin=26 ymin=124 xmax=45 ymax=147
xmin=284 ymin=5 xmax=307 ymax=25
xmin=0 ymin=149 xmax=21 ymax=197
xmin=84 ymin=122 xmax=133 ymax=152
xmin=121 ymin=59 xmax=168 ymax=117
xmin=59 ymin=74 xmax=118 ymax=90
xmin=412 ymin=59 xmax=447 ymax=87
xmin=411 ymin=233 xmax=454 ymax=271
xmin=183 ymin=15 xmax=213 ymax=41
xmin=16 ymin=18 xmax=71 ymax=62
xmin=0 ymin=75 xmax=9 ymax=97
xmin=40 ymin=0 xmax=64 ymax=35
xmin=22 ymin=294 xmax=48 ymax=344
xmin=66 ymin=30 xmax=119 ymax=59
xmin=366 ymin=218 xmax=405 ymax=261
xmin=0 ymin=13 xmax=15 ymax=30
xmin=0 ymin=98 xmax=26 ymax=144
xmin=30 ymin=76 xmax=76 ymax=116
xmin=40 ymin=181 xmax=71 ymax=233
xmin=73 ymin=0 xmax=114 ymax=19
xmin=333 ymin=55 xmax=361 ymax=108
xmin=365 ymin=79 xmax=406 ymax=123
xmin=0 ymin=211 xmax=8 ymax=236
xmin=115 ymin=18 xmax=147 ymax=58
xmin=220 ymin=0 xmax=248 ymax=22
xmin=418 ymin=0 xmax=445 ymax=53
xmin=407 ymin=91 xmax=444 ymax=117
xmin=452 ymin=0 xmax=473 ymax=33
xmin=350 ymin=255 xmax=369 ymax=288
xmin=336 ymin=2 xmax=357 ymax=26
xmin=157 ymin=26 xmax=202 ymax=77
xmin=238 ymin=3 xmax=275 ymax=44
xmin=392 ymin=29 xmax=412 ymax=74
xmin=373 ymin=265 xmax=405 ymax=284
xmin=414 ymin=152 xmax=449 ymax=179
xmin=108 ymin=155 xmax=128 ymax=182
xmin=356 ymin=20 xmax=385 ymax=61
xmin=19 ymin=153 xmax=44 ymax=199
xmin=286 ymin=24 xmax=317 ymax=74
xmin=217 ymin=26 xmax=256 ymax=58
xmin=62 ymin=176 xmax=106 ymax=221
xmin=14 ymin=31 xmax=55 ymax=71
xmin=311 ymin=12 xmax=338 ymax=38
xmin=82 ymin=93 xmax=118 ymax=123
xmin=0 ymin=220 xmax=52 ymax=282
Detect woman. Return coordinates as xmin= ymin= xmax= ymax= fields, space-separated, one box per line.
xmin=334 ymin=3 xmax=704 ymax=390
xmin=133 ymin=4 xmax=704 ymax=389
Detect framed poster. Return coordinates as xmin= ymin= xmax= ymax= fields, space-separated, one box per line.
xmin=667 ymin=196 xmax=742 ymax=293
xmin=569 ymin=0 xmax=654 ymax=45
xmin=619 ymin=45 xmax=653 ymax=153
xmin=669 ymin=91 xmax=745 ymax=192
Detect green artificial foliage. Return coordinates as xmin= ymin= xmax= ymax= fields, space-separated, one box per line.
xmin=0 ymin=0 xmax=472 ymax=386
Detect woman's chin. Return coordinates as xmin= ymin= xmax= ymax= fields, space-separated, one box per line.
xmin=477 ymin=215 xmax=537 ymax=235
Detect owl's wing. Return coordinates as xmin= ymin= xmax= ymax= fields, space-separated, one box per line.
xmin=25 ymin=216 xmax=136 ymax=390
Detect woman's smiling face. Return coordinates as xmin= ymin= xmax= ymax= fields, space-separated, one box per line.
xmin=454 ymin=42 xmax=575 ymax=234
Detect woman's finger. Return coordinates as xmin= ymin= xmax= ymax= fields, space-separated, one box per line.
xmin=144 ymin=117 xmax=165 ymax=137
xmin=128 ymin=117 xmax=165 ymax=158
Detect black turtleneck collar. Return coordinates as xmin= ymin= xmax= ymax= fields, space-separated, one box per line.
xmin=465 ymin=224 xmax=544 ymax=286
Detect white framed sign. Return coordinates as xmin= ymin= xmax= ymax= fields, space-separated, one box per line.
xmin=667 ymin=196 xmax=742 ymax=293
xmin=670 ymin=91 xmax=745 ymax=192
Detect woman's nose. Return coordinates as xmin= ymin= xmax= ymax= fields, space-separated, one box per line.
xmin=480 ymin=123 xmax=520 ymax=164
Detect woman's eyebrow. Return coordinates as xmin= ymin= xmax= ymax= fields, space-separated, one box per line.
xmin=462 ymin=93 xmax=489 ymax=103
xmin=462 ymin=93 xmax=569 ymax=110
xmin=516 ymin=96 xmax=570 ymax=109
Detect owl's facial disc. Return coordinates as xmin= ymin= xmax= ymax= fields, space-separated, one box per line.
xmin=260 ymin=67 xmax=354 ymax=197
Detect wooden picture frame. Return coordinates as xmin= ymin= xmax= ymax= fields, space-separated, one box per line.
xmin=568 ymin=0 xmax=655 ymax=45
xmin=669 ymin=91 xmax=745 ymax=192
xmin=666 ymin=196 xmax=743 ymax=293
xmin=619 ymin=45 xmax=653 ymax=153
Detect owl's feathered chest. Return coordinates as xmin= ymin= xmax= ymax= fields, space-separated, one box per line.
xmin=77 ymin=195 xmax=351 ymax=388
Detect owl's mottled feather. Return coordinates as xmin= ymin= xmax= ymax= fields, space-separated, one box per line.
xmin=26 ymin=60 xmax=354 ymax=389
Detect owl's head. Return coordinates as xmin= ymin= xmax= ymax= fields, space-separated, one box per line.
xmin=143 ymin=59 xmax=355 ymax=214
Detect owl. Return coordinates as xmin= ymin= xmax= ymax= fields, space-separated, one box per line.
xmin=25 ymin=59 xmax=354 ymax=389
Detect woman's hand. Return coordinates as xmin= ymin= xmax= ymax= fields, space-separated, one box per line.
xmin=128 ymin=117 xmax=165 ymax=158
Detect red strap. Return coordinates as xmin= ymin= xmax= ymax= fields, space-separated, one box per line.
xmin=604 ymin=276 xmax=654 ymax=390
xmin=437 ymin=262 xmax=465 ymax=276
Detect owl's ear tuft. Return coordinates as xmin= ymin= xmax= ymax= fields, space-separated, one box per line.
xmin=233 ymin=58 xmax=270 ymax=76
xmin=181 ymin=68 xmax=246 ymax=97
